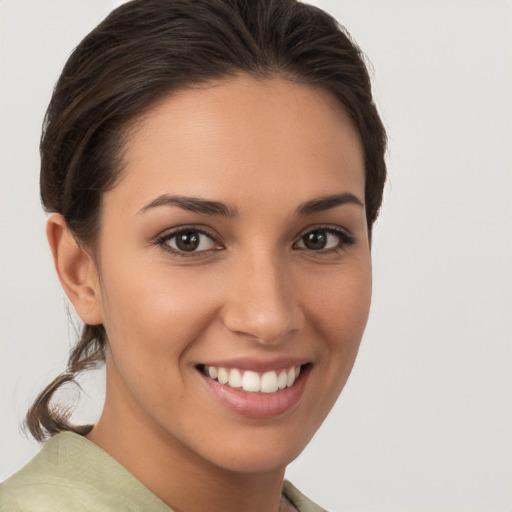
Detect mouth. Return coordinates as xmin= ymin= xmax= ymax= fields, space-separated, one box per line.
xmin=199 ymin=364 xmax=304 ymax=394
xmin=196 ymin=362 xmax=311 ymax=418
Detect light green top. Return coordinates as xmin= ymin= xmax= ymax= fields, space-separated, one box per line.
xmin=0 ymin=432 xmax=327 ymax=511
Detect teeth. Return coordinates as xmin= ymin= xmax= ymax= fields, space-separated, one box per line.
xmin=286 ymin=367 xmax=295 ymax=387
xmin=242 ymin=371 xmax=260 ymax=392
xmin=228 ymin=368 xmax=243 ymax=388
xmin=204 ymin=364 xmax=303 ymax=393
xmin=261 ymin=371 xmax=278 ymax=393
xmin=277 ymin=370 xmax=287 ymax=390
xmin=217 ymin=367 xmax=229 ymax=384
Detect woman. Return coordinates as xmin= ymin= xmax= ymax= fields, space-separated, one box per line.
xmin=0 ymin=0 xmax=386 ymax=510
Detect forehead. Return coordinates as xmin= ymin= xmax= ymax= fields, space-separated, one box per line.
xmin=110 ymin=75 xmax=365 ymax=212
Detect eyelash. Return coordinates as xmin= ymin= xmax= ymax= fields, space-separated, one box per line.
xmin=154 ymin=225 xmax=355 ymax=258
xmin=154 ymin=227 xmax=220 ymax=259
xmin=295 ymin=225 xmax=356 ymax=255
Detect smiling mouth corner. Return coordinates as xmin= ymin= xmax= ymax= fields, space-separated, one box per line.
xmin=196 ymin=363 xmax=310 ymax=394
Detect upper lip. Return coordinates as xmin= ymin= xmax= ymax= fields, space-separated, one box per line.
xmin=198 ymin=357 xmax=310 ymax=373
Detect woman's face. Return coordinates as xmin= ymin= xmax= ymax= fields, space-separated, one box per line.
xmin=92 ymin=75 xmax=371 ymax=473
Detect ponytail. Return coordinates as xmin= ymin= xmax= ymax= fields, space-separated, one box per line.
xmin=25 ymin=324 xmax=106 ymax=441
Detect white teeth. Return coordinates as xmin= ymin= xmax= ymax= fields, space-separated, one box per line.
xmin=228 ymin=368 xmax=243 ymax=388
xmin=286 ymin=367 xmax=295 ymax=387
xmin=204 ymin=364 xmax=303 ymax=393
xmin=242 ymin=371 xmax=260 ymax=392
xmin=261 ymin=371 xmax=278 ymax=393
xmin=217 ymin=367 xmax=229 ymax=384
xmin=277 ymin=370 xmax=287 ymax=390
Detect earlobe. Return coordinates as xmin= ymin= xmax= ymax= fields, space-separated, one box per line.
xmin=46 ymin=213 xmax=103 ymax=326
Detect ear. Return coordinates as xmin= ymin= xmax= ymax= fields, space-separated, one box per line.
xmin=46 ymin=213 xmax=103 ymax=325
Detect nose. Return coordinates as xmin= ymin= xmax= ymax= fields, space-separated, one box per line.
xmin=220 ymin=250 xmax=303 ymax=345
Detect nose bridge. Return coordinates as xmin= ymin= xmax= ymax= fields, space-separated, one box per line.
xmin=221 ymin=246 xmax=301 ymax=344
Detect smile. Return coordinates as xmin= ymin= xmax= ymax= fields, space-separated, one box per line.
xmin=197 ymin=361 xmax=311 ymax=418
xmin=203 ymin=365 xmax=301 ymax=394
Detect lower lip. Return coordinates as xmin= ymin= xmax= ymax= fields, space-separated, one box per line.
xmin=199 ymin=366 xmax=310 ymax=418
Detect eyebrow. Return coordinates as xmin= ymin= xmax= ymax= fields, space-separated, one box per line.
xmin=138 ymin=194 xmax=238 ymax=217
xmin=138 ymin=192 xmax=363 ymax=217
xmin=296 ymin=193 xmax=364 ymax=215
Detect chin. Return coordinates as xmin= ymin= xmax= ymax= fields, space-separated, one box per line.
xmin=191 ymin=425 xmax=315 ymax=475
xmin=213 ymin=446 xmax=303 ymax=475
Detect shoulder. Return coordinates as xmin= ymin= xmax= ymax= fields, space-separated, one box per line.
xmin=282 ymin=480 xmax=329 ymax=512
xmin=0 ymin=433 xmax=121 ymax=511
xmin=0 ymin=477 xmax=115 ymax=512
xmin=0 ymin=432 xmax=171 ymax=512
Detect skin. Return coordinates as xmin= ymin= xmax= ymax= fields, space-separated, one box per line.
xmin=48 ymin=75 xmax=371 ymax=512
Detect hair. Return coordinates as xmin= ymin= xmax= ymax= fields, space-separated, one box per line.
xmin=26 ymin=0 xmax=387 ymax=441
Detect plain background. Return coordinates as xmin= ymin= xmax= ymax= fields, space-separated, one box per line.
xmin=1 ymin=1 xmax=511 ymax=510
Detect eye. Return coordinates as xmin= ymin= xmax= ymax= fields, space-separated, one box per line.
xmin=156 ymin=228 xmax=220 ymax=255
xmin=294 ymin=227 xmax=355 ymax=252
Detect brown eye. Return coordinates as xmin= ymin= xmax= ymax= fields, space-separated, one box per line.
xmin=175 ymin=231 xmax=200 ymax=251
xmin=162 ymin=229 xmax=218 ymax=253
xmin=303 ymin=231 xmax=328 ymax=250
xmin=295 ymin=227 xmax=355 ymax=252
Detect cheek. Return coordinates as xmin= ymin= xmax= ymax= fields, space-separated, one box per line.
xmin=97 ymin=265 xmax=219 ymax=415
xmin=292 ymin=258 xmax=372 ymax=431
xmin=304 ymin=260 xmax=372 ymax=343
xmin=300 ymin=257 xmax=372 ymax=405
xmin=98 ymin=262 xmax=180 ymax=364
xmin=98 ymin=255 xmax=222 ymax=367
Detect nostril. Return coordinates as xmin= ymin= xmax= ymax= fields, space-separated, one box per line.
xmin=220 ymin=272 xmax=303 ymax=344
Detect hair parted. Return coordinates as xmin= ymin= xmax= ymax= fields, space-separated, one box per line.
xmin=27 ymin=0 xmax=387 ymax=441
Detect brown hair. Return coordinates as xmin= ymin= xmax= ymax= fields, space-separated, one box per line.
xmin=27 ymin=0 xmax=387 ymax=441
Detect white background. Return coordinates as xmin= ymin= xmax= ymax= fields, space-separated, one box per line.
xmin=1 ymin=1 xmax=511 ymax=511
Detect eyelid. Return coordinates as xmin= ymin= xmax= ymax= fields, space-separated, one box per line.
xmin=293 ymin=224 xmax=356 ymax=250
xmin=153 ymin=223 xmax=355 ymax=258
xmin=154 ymin=225 xmax=223 ymax=257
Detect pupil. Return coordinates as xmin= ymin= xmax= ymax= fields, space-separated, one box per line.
xmin=304 ymin=231 xmax=327 ymax=250
xmin=176 ymin=231 xmax=200 ymax=251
